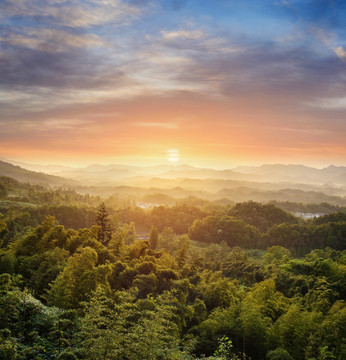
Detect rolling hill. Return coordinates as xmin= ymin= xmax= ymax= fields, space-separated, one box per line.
xmin=0 ymin=160 xmax=77 ymax=188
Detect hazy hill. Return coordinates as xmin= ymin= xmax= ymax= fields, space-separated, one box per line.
xmin=72 ymin=182 xmax=346 ymax=206
xmin=63 ymin=163 xmax=346 ymax=187
xmin=55 ymin=164 xmax=178 ymax=183
xmin=0 ymin=160 xmax=77 ymax=187
xmin=10 ymin=159 xmax=346 ymax=187
xmin=233 ymin=164 xmax=346 ymax=185
xmin=160 ymin=168 xmax=246 ymax=180
xmin=126 ymin=177 xmax=346 ymax=198
xmin=2 ymin=159 xmax=345 ymax=205
xmin=4 ymin=160 xmax=74 ymax=174
xmin=215 ymin=187 xmax=346 ymax=205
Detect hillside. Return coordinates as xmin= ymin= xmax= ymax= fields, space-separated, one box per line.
xmin=0 ymin=160 xmax=77 ymax=188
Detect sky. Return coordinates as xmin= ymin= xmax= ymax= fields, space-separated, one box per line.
xmin=0 ymin=0 xmax=346 ymax=168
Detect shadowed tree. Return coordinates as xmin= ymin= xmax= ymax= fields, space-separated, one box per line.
xmin=149 ymin=225 xmax=159 ymax=250
xmin=96 ymin=202 xmax=113 ymax=246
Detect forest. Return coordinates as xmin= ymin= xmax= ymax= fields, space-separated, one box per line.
xmin=0 ymin=175 xmax=345 ymax=359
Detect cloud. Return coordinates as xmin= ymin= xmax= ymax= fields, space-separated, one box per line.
xmin=162 ymin=29 xmax=204 ymax=40
xmin=0 ymin=0 xmax=146 ymax=97
xmin=334 ymin=46 xmax=346 ymax=61
xmin=0 ymin=28 xmax=104 ymax=53
xmin=39 ymin=118 xmax=95 ymax=131
xmin=0 ymin=117 xmax=96 ymax=137
xmin=149 ymin=53 xmax=192 ymax=65
xmin=134 ymin=122 xmax=179 ymax=129
xmin=307 ymin=26 xmax=346 ymax=62
xmin=0 ymin=44 xmax=128 ymax=89
xmin=172 ymin=33 xmax=345 ymax=98
xmin=0 ymin=0 xmax=141 ymax=28
xmin=308 ymin=97 xmax=346 ymax=110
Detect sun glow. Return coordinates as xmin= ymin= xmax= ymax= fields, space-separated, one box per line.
xmin=166 ymin=149 xmax=180 ymax=163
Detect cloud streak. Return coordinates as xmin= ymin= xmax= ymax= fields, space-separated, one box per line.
xmin=1 ymin=0 xmax=141 ymax=28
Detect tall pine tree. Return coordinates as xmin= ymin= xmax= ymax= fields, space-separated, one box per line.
xmin=96 ymin=202 xmax=113 ymax=246
xmin=149 ymin=225 xmax=159 ymax=250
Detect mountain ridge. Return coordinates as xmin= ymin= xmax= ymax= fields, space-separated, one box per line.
xmin=0 ymin=160 xmax=78 ymax=187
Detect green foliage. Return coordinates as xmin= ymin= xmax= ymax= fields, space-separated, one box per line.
xmin=305 ymin=301 xmax=346 ymax=360
xmin=133 ymin=273 xmax=158 ymax=298
xmin=77 ymin=287 xmax=185 ymax=359
xmin=149 ymin=204 xmax=207 ymax=233
xmin=159 ymin=227 xmax=176 ymax=250
xmin=263 ymin=246 xmax=292 ymax=266
xmin=0 ymin=331 xmax=19 ymax=360
xmin=0 ymin=250 xmax=16 ymax=274
xmin=18 ymin=247 xmax=69 ymax=298
xmin=0 ymin=220 xmax=9 ymax=247
xmin=28 ymin=205 xmax=98 ymax=230
xmin=1 ymin=187 xmax=346 ymax=360
xmin=239 ymin=303 xmax=270 ymax=359
xmin=273 ymin=304 xmax=322 ymax=360
xmin=198 ymin=271 xmax=240 ymax=311
xmin=229 ymin=201 xmax=297 ymax=232
xmin=0 ymin=274 xmax=80 ymax=359
xmin=271 ymin=201 xmax=346 ymax=216
xmin=266 ymin=348 xmax=293 ymax=360
xmin=266 ymin=221 xmax=346 ymax=255
xmin=189 ymin=215 xmax=260 ymax=248
xmin=47 ymin=247 xmax=109 ymax=308
xmin=175 ymin=235 xmax=190 ymax=268
xmin=207 ymin=336 xmax=241 ymax=360
xmin=312 ymin=212 xmax=346 ymax=225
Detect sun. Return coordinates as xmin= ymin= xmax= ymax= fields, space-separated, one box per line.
xmin=166 ymin=149 xmax=180 ymax=163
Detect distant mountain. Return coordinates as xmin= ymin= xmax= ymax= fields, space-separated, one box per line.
xmin=215 ymin=187 xmax=346 ymax=205
xmin=56 ymin=163 xmax=200 ymax=183
xmin=125 ymin=177 xmax=346 ymax=198
xmin=73 ymin=162 xmax=346 ymax=187
xmin=2 ymin=159 xmax=346 ymax=198
xmin=84 ymin=183 xmax=345 ymax=205
xmin=0 ymin=158 xmax=74 ymax=174
xmin=233 ymin=164 xmax=346 ymax=186
xmin=58 ymin=168 xmax=136 ymax=184
xmin=0 ymin=160 xmax=77 ymax=187
xmin=159 ymin=168 xmax=246 ymax=180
